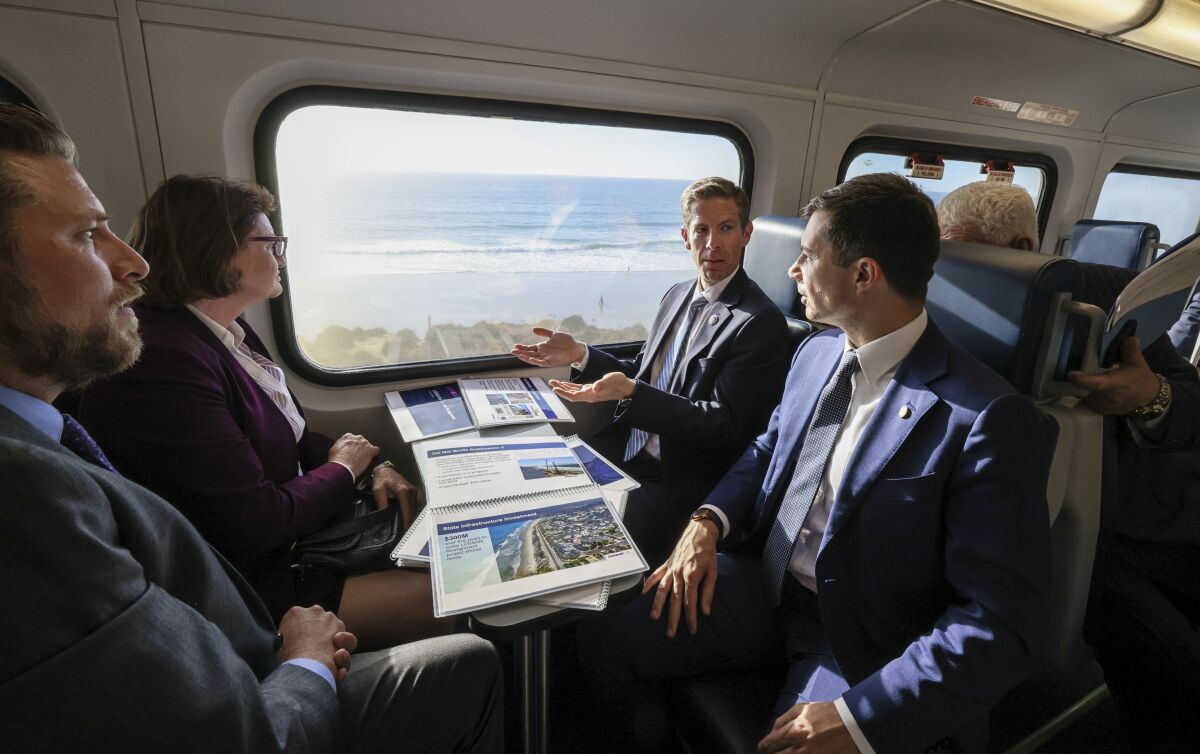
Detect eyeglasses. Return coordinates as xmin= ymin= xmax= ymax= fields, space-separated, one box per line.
xmin=247 ymin=235 xmax=288 ymax=259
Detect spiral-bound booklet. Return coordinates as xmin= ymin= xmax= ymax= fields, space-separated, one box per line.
xmin=390 ymin=435 xmax=637 ymax=569
xmin=429 ymin=487 xmax=646 ymax=617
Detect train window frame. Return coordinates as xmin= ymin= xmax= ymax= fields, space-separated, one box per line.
xmin=1094 ymin=163 xmax=1200 ymax=247
xmin=254 ymin=85 xmax=755 ymax=387
xmin=837 ymin=137 xmax=1058 ymax=244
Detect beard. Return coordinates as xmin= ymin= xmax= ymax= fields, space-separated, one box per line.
xmin=0 ymin=276 xmax=144 ymax=391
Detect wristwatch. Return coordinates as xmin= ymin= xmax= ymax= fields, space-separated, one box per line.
xmin=690 ymin=508 xmax=725 ymax=538
xmin=355 ymin=459 xmax=395 ymax=492
xmin=1127 ymin=373 xmax=1171 ymax=419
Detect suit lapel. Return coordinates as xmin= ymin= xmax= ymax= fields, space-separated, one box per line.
xmin=821 ymin=324 xmax=950 ymax=550
xmin=673 ymin=269 xmax=747 ymax=391
xmin=770 ymin=334 xmax=844 ymax=490
xmin=640 ymin=281 xmax=693 ymax=381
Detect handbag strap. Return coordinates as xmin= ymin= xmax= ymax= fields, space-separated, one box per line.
xmin=301 ymin=506 xmax=397 ymax=543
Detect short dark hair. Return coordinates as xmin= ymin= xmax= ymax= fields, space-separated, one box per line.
xmin=0 ymin=104 xmax=77 ymax=264
xmin=129 ymin=175 xmax=276 ymax=306
xmin=800 ymin=173 xmax=939 ymax=301
xmin=680 ymin=176 xmax=750 ymax=228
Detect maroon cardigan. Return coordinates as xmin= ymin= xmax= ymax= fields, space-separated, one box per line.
xmin=79 ymin=304 xmax=356 ymax=618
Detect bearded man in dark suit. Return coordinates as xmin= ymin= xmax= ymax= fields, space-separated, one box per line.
xmin=0 ymin=103 xmax=502 ymax=752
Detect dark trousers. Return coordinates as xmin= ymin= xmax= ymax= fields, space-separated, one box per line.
xmin=1085 ymin=534 xmax=1200 ymax=751
xmin=620 ymin=451 xmax=692 ymax=565
xmin=577 ymin=552 xmax=847 ymax=751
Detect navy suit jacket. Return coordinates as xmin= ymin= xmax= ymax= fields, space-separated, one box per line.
xmin=79 ymin=304 xmax=355 ymax=618
xmin=704 ymin=321 xmax=1054 ymax=752
xmin=0 ymin=405 xmax=337 ymax=752
xmin=579 ymin=267 xmax=790 ymax=509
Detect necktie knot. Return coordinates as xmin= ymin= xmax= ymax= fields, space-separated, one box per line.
xmin=60 ymin=414 xmax=117 ymax=472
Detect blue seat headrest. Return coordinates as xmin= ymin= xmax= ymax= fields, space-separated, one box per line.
xmin=929 ymin=241 xmax=1082 ymax=393
xmin=742 ymin=215 xmax=806 ymax=318
xmin=1067 ymin=219 xmax=1160 ymax=271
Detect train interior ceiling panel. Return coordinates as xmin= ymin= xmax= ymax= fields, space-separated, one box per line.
xmin=4 ymin=0 xmax=1200 ymax=750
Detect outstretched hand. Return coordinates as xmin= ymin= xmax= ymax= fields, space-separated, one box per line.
xmin=511 ymin=327 xmax=587 ymax=368
xmin=548 ymin=372 xmax=636 ymax=403
xmin=643 ymin=519 xmax=720 ymax=637
xmin=1068 ymin=336 xmax=1161 ymax=416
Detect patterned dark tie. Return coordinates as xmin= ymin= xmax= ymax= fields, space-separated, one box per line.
xmin=624 ymin=296 xmax=707 ymax=461
xmin=761 ymin=350 xmax=860 ymax=602
xmin=60 ymin=414 xmax=117 ymax=472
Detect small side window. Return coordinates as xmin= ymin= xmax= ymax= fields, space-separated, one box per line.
xmin=839 ymin=138 xmax=1056 ymax=240
xmin=1094 ymin=165 xmax=1200 ymax=247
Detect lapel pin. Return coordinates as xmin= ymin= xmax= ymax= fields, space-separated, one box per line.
xmin=898 ymin=405 xmax=912 ymax=419
xmin=708 ymin=314 xmax=719 ymax=326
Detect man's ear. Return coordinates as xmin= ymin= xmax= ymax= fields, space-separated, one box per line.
xmin=856 ymin=257 xmax=883 ymax=290
xmin=680 ymin=225 xmax=690 ymax=249
xmin=1013 ymin=237 xmax=1035 ymax=252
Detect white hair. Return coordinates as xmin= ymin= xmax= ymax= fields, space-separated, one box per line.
xmin=937 ymin=181 xmax=1039 ymax=252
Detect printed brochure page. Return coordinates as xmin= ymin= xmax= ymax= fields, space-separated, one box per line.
xmin=1102 ymin=242 xmax=1200 ymax=364
xmin=418 ymin=436 xmax=594 ymax=508
xmin=459 ymin=377 xmax=574 ymax=427
xmin=430 ymin=490 xmax=646 ymax=617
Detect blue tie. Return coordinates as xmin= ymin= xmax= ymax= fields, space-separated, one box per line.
xmin=60 ymin=414 xmax=117 ymax=472
xmin=761 ymin=350 xmax=860 ymax=602
xmin=624 ymin=296 xmax=707 ymax=462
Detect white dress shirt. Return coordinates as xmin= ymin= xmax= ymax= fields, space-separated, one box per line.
xmin=572 ymin=267 xmax=740 ymax=460
xmin=787 ymin=309 xmax=928 ymax=591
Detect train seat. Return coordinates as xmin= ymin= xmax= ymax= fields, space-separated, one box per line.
xmin=741 ymin=215 xmax=812 ymax=347
xmin=670 ymin=240 xmax=1103 ymax=753
xmin=1066 ymin=219 xmax=1161 ymax=271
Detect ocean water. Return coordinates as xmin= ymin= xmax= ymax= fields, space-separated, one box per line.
xmin=281 ymin=173 xmax=704 ymax=343
xmin=286 ymin=173 xmax=697 ymax=277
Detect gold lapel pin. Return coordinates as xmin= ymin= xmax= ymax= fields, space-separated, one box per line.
xmin=898 ymin=405 xmax=912 ymax=419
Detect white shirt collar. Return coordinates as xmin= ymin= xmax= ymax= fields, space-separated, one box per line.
xmin=693 ymin=265 xmax=740 ymax=304
xmin=847 ymin=309 xmax=928 ymax=388
xmin=186 ymin=304 xmax=247 ymax=350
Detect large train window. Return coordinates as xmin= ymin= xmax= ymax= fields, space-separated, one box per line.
xmin=255 ymin=87 xmax=750 ymax=383
xmin=839 ymin=137 xmax=1056 ymax=241
xmin=1094 ymin=164 xmax=1200 ymax=247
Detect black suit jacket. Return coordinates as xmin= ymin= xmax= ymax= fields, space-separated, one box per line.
xmin=0 ymin=405 xmax=338 ymax=752
xmin=1078 ymin=263 xmax=1200 ymax=545
xmin=578 ymin=267 xmax=790 ymax=510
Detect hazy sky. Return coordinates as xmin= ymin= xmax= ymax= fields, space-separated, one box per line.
xmin=275 ymin=105 xmax=742 ymax=182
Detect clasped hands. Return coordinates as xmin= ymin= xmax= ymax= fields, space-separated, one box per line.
xmin=277 ymin=605 xmax=357 ymax=685
xmin=511 ymin=326 xmax=636 ymax=402
xmin=328 ymin=433 xmax=422 ymax=528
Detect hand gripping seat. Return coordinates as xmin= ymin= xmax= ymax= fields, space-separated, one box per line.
xmin=1066 ymin=219 xmax=1161 ymax=271
xmin=740 ymin=215 xmax=812 ymax=349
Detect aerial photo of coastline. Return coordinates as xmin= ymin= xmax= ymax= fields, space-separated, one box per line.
xmin=495 ymin=498 xmax=630 ymax=581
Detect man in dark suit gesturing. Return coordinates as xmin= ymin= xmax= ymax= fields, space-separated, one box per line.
xmin=580 ymin=174 xmax=1056 ymax=753
xmin=513 ymin=177 xmax=790 ymax=559
xmin=0 ymin=104 xmax=502 ymax=752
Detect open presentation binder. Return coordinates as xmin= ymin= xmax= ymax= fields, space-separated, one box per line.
xmin=392 ymin=434 xmax=642 ymax=610
xmin=429 ymin=486 xmax=645 ymax=617
xmin=385 ymin=377 xmax=575 ymax=442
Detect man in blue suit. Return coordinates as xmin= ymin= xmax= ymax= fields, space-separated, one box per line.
xmin=580 ymin=173 xmax=1055 ymax=753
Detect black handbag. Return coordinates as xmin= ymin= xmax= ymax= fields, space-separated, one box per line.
xmin=292 ymin=495 xmax=404 ymax=576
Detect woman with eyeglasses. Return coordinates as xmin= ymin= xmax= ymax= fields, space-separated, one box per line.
xmin=78 ymin=175 xmax=452 ymax=649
